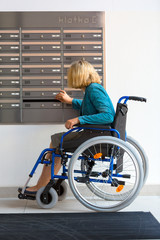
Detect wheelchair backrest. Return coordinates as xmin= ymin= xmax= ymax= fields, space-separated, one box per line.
xmin=112 ymin=103 xmax=128 ymax=140
xmin=112 ymin=103 xmax=128 ymax=173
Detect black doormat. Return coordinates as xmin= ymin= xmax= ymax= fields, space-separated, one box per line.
xmin=0 ymin=212 xmax=160 ymax=240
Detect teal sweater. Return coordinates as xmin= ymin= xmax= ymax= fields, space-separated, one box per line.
xmin=72 ymin=83 xmax=115 ymax=125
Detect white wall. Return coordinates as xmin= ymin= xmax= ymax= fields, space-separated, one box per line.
xmin=0 ymin=0 xmax=160 ymax=187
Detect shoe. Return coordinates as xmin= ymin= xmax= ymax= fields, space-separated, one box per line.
xmin=24 ymin=189 xmax=37 ymax=196
xmin=18 ymin=187 xmax=37 ymax=196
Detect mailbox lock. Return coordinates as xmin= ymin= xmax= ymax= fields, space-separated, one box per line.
xmin=0 ymin=104 xmax=3 ymax=108
xmin=41 ymin=92 xmax=45 ymax=96
xmin=82 ymin=57 xmax=85 ymax=61
xmin=41 ymin=81 xmax=44 ymax=84
xmin=41 ymin=69 xmax=44 ymax=73
xmin=40 ymin=46 xmax=44 ymax=50
xmin=81 ymin=34 xmax=85 ymax=38
xmin=41 ymin=104 xmax=45 ymax=107
xmin=40 ymin=34 xmax=44 ymax=38
xmin=81 ymin=46 xmax=85 ymax=50
xmin=0 ymin=81 xmax=2 ymax=85
xmin=0 ymin=93 xmax=3 ymax=96
xmin=40 ymin=58 xmax=44 ymax=62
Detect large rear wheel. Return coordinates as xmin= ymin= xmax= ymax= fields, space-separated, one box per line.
xmin=68 ymin=136 xmax=143 ymax=212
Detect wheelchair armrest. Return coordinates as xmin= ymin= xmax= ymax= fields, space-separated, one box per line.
xmin=74 ymin=124 xmax=111 ymax=129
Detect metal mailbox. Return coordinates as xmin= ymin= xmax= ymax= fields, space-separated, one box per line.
xmin=22 ymin=76 xmax=62 ymax=87
xmin=23 ymin=101 xmax=62 ymax=109
xmin=22 ymin=88 xmax=61 ymax=98
xmin=22 ymin=54 xmax=62 ymax=63
xmin=0 ymin=11 xmax=105 ymax=124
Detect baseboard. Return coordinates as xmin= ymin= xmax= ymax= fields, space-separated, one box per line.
xmin=140 ymin=184 xmax=160 ymax=196
xmin=0 ymin=185 xmax=159 ymax=198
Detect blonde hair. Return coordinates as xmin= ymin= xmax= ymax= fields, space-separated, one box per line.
xmin=67 ymin=60 xmax=101 ymax=89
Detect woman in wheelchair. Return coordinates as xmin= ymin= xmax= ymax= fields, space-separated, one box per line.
xmin=19 ymin=60 xmax=147 ymax=212
xmin=25 ymin=60 xmax=115 ymax=195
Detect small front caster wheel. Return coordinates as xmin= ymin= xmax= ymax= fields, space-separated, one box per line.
xmin=36 ymin=187 xmax=58 ymax=209
xmin=56 ymin=181 xmax=68 ymax=201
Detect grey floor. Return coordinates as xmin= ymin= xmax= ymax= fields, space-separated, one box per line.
xmin=0 ymin=196 xmax=160 ymax=223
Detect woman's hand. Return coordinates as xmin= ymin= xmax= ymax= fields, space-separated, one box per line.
xmin=65 ymin=117 xmax=80 ymax=129
xmin=55 ymin=90 xmax=73 ymax=104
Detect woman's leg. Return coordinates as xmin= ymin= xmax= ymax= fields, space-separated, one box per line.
xmin=26 ymin=142 xmax=61 ymax=192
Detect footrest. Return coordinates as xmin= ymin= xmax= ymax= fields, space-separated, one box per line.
xmin=18 ymin=193 xmax=36 ymax=200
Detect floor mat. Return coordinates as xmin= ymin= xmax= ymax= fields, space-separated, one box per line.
xmin=0 ymin=212 xmax=160 ymax=239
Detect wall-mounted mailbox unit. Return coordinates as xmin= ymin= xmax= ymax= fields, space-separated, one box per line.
xmin=0 ymin=11 xmax=105 ymax=124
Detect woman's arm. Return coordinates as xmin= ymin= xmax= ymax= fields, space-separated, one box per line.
xmin=72 ymin=98 xmax=83 ymax=110
xmin=78 ymin=112 xmax=114 ymax=125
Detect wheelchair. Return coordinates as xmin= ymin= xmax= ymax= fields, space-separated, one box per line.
xmin=18 ymin=96 xmax=148 ymax=212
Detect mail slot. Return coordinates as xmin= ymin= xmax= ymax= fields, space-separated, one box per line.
xmin=0 ymin=30 xmax=19 ymax=40
xmin=63 ymin=41 xmax=103 ymax=51
xmin=22 ymin=42 xmax=61 ymax=51
xmin=23 ymin=101 xmax=62 ymax=109
xmin=63 ymin=30 xmax=102 ymax=40
xmin=22 ymin=88 xmax=60 ymax=98
xmin=63 ymin=54 xmax=103 ymax=63
xmin=0 ymin=88 xmax=20 ymax=98
xmin=0 ymin=77 xmax=20 ymax=86
xmin=22 ymin=76 xmax=62 ymax=86
xmin=0 ymin=42 xmax=20 ymax=52
xmin=0 ymin=54 xmax=20 ymax=63
xmin=22 ymin=64 xmax=62 ymax=75
xmin=0 ymin=103 xmax=20 ymax=109
xmin=0 ymin=80 xmax=20 ymax=86
xmin=22 ymin=54 xmax=61 ymax=63
xmin=0 ymin=65 xmax=20 ymax=75
xmin=21 ymin=30 xmax=61 ymax=40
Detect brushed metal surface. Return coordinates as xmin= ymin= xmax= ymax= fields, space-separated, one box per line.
xmin=0 ymin=11 xmax=105 ymax=124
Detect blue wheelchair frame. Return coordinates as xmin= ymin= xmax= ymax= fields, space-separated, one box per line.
xmin=20 ymin=95 xmax=146 ymax=196
xmin=28 ymin=127 xmax=120 ymax=187
xmin=26 ymin=96 xmax=133 ymax=191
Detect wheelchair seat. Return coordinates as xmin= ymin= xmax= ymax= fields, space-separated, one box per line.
xmin=62 ymin=102 xmax=128 ymax=154
xmin=62 ymin=124 xmax=112 ymax=152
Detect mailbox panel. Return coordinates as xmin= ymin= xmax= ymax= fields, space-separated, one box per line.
xmin=0 ymin=11 xmax=105 ymax=124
